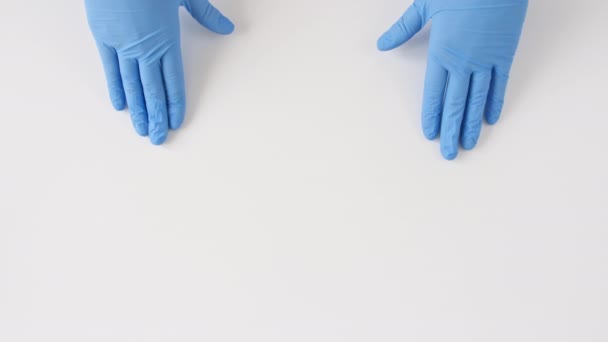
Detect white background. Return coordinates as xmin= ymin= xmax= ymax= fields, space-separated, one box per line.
xmin=1 ymin=0 xmax=607 ymax=341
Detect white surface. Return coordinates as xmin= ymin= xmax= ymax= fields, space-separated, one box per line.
xmin=1 ymin=0 xmax=608 ymax=341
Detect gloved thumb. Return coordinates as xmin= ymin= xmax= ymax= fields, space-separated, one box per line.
xmin=377 ymin=3 xmax=424 ymax=51
xmin=182 ymin=0 xmax=235 ymax=35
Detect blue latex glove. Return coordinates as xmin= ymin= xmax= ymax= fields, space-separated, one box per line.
xmin=378 ymin=0 xmax=528 ymax=160
xmin=85 ymin=0 xmax=234 ymax=145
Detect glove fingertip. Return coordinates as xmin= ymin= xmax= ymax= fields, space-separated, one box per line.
xmin=377 ymin=32 xmax=397 ymax=51
xmin=134 ymin=121 xmax=149 ymax=137
xmin=485 ymin=104 xmax=503 ymax=125
xmin=109 ymin=87 xmax=126 ymax=111
xmin=205 ymin=15 xmax=234 ymax=35
xmin=150 ymin=128 xmax=169 ymax=146
xmin=461 ymin=137 xmax=478 ymax=150
xmin=215 ymin=16 xmax=235 ymax=35
xmin=169 ymin=106 xmax=186 ymax=130
xmin=423 ymin=129 xmax=439 ymax=141
xmin=111 ymin=96 xmax=126 ymax=111
xmin=422 ymin=118 xmax=440 ymax=140
xmin=441 ymin=148 xmax=459 ymax=161
xmin=150 ymin=131 xmax=168 ymax=145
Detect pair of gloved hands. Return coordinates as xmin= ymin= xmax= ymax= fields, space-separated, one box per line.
xmin=85 ymin=0 xmax=528 ymax=160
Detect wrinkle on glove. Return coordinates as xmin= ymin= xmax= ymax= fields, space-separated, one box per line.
xmin=86 ymin=0 xmax=234 ymax=145
xmin=378 ymin=0 xmax=528 ymax=160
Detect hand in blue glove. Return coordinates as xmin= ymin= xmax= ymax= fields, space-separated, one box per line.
xmin=85 ymin=0 xmax=234 ymax=145
xmin=378 ymin=0 xmax=528 ymax=160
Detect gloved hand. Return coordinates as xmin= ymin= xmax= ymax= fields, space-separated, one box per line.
xmin=85 ymin=0 xmax=234 ymax=145
xmin=378 ymin=0 xmax=528 ymax=160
